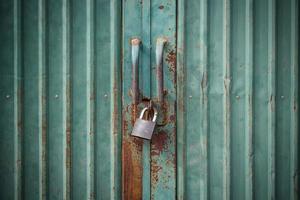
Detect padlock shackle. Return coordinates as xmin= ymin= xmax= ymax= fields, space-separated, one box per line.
xmin=152 ymin=107 xmax=158 ymax=122
xmin=139 ymin=107 xmax=158 ymax=122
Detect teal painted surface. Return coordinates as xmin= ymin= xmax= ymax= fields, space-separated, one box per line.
xmin=0 ymin=0 xmax=298 ymax=199
xmin=150 ymin=0 xmax=177 ymax=199
xmin=0 ymin=0 xmax=121 ymax=199
xmin=177 ymin=0 xmax=299 ymax=200
xmin=122 ymin=0 xmax=176 ymax=199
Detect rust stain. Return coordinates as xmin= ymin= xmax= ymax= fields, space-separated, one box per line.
xmin=66 ymin=127 xmax=71 ymax=169
xmin=122 ymin=102 xmax=143 ymax=200
xmin=146 ymin=98 xmax=169 ymax=126
xmin=122 ymin=138 xmax=143 ymax=200
xmin=165 ymin=50 xmax=176 ymax=73
xmin=151 ymin=163 xmax=162 ymax=186
xmin=123 ymin=117 xmax=129 ymax=134
xmin=169 ymin=114 xmax=175 ymax=122
xmin=131 ymin=104 xmax=137 ymax=125
xmin=151 ymin=130 xmax=169 ymax=155
xmin=159 ymin=5 xmax=164 ymax=9
xmin=131 ymin=38 xmax=141 ymax=46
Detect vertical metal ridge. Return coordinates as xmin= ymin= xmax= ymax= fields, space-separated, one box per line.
xmin=176 ymin=0 xmax=186 ymax=199
xmin=290 ymin=0 xmax=298 ymax=198
xmin=86 ymin=0 xmax=95 ymax=199
xmin=13 ymin=0 xmax=22 ymax=199
xmin=62 ymin=0 xmax=71 ymax=199
xmin=199 ymin=0 xmax=208 ymax=199
xmin=223 ymin=0 xmax=231 ymax=199
xmin=110 ymin=0 xmax=121 ymax=199
xmin=267 ymin=0 xmax=276 ymax=199
xmin=245 ymin=0 xmax=254 ymax=199
xmin=38 ymin=0 xmax=47 ymax=199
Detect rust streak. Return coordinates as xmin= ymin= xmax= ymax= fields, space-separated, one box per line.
xmin=151 ymin=130 xmax=169 ymax=155
xmin=165 ymin=50 xmax=176 ymax=73
xmin=66 ymin=127 xmax=71 ymax=169
xmin=151 ymin=164 xmax=162 ymax=186
xmin=122 ymin=104 xmax=143 ymax=200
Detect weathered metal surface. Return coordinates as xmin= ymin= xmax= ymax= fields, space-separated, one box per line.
xmin=0 ymin=0 xmax=121 ymax=199
xmin=177 ymin=0 xmax=299 ymax=200
xmin=0 ymin=0 xmax=299 ymax=199
xmin=122 ymin=0 xmax=176 ymax=199
xmin=150 ymin=0 xmax=177 ymax=199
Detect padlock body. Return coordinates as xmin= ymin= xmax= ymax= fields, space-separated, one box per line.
xmin=131 ymin=119 xmax=156 ymax=140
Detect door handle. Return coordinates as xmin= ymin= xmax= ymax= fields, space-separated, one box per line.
xmin=156 ymin=37 xmax=167 ymax=103
xmin=131 ymin=38 xmax=141 ymax=104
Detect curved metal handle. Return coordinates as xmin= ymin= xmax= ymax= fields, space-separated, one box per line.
xmin=156 ymin=37 xmax=167 ymax=102
xmin=131 ymin=38 xmax=141 ymax=104
xmin=139 ymin=107 xmax=158 ymax=122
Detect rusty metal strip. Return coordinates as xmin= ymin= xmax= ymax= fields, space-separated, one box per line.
xmin=122 ymin=1 xmax=144 ymax=199
xmin=290 ymin=0 xmax=299 ymax=198
xmin=122 ymin=119 xmax=143 ymax=200
xmin=245 ymin=0 xmax=254 ymax=199
xmin=62 ymin=0 xmax=71 ymax=199
xmin=267 ymin=0 xmax=276 ymax=199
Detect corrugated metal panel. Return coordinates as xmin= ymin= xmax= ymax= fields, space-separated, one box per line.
xmin=0 ymin=0 xmax=121 ymax=199
xmin=0 ymin=0 xmax=299 ymax=199
xmin=121 ymin=0 xmax=177 ymax=199
xmin=177 ymin=0 xmax=299 ymax=199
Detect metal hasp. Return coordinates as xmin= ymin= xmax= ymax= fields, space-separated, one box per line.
xmin=131 ymin=38 xmax=141 ymax=104
xmin=131 ymin=107 xmax=158 ymax=140
xmin=156 ymin=37 xmax=168 ymax=103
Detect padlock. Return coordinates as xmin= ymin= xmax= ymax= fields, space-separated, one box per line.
xmin=131 ymin=106 xmax=158 ymax=140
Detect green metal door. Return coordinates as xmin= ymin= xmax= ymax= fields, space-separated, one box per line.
xmin=122 ymin=0 xmax=176 ymax=199
xmin=0 ymin=0 xmax=299 ymax=200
